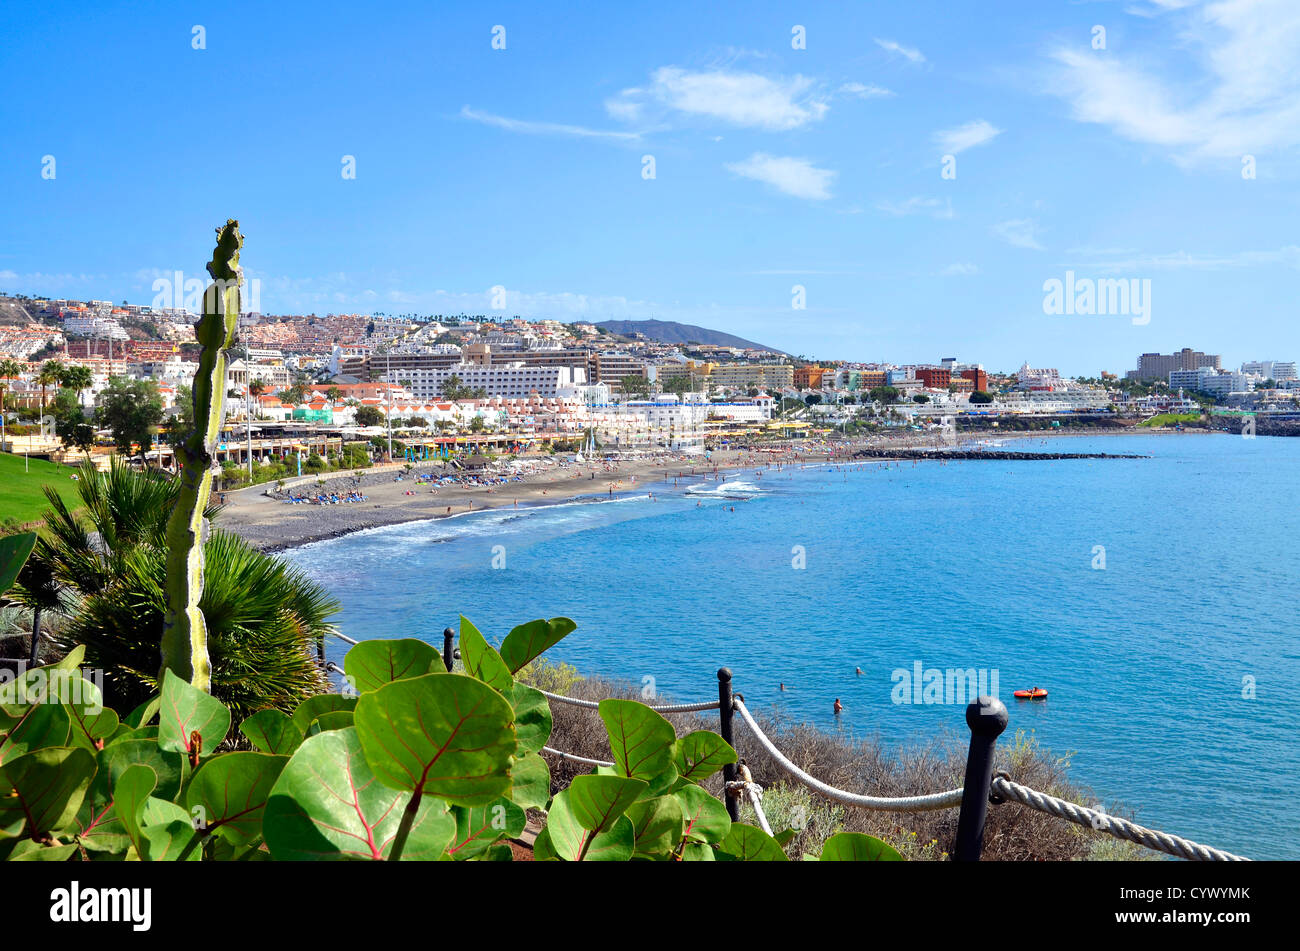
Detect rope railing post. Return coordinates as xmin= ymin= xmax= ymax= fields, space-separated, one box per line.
xmin=718 ymin=667 xmax=740 ymax=822
xmin=443 ymin=626 xmax=455 ymax=672
xmin=954 ymin=695 xmax=1009 ymax=862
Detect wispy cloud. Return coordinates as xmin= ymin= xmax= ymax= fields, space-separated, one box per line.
xmin=874 ymin=38 xmax=926 ymax=64
xmin=1067 ymin=245 xmax=1300 ymax=272
xmin=934 ymin=119 xmax=1002 ymax=154
xmin=726 ymin=153 xmax=837 ymax=200
xmin=991 ymin=218 xmax=1044 ymax=250
xmin=608 ymin=68 xmax=829 ymax=130
xmin=941 ymin=262 xmax=980 ymax=276
xmin=876 ymin=196 xmax=954 ymax=219
xmin=1048 ymin=0 xmax=1300 ymax=160
xmin=460 ymin=105 xmax=642 ymax=141
xmin=838 ymin=82 xmax=894 ymax=99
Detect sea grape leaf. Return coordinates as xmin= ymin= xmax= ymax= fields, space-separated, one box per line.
xmin=113 ymin=763 xmax=158 ymax=858
xmin=509 ymin=751 xmax=550 ymax=811
xmin=598 ymin=699 xmax=676 ymax=783
xmin=0 ymin=747 xmax=95 ymax=838
xmin=510 ymin=682 xmax=551 ymax=754
xmin=545 ymin=789 xmax=636 ymax=862
xmin=819 ymin=831 xmax=904 ymax=861
xmin=626 ymin=794 xmax=684 ymax=858
xmin=63 ymin=675 xmax=120 ymax=751
xmin=458 ymin=617 xmax=513 ymax=694
xmin=263 ymin=728 xmax=455 ymax=861
xmin=566 ymin=774 xmax=647 ymax=832
xmin=158 ymin=670 xmax=230 ymax=760
xmin=240 ymin=709 xmax=304 ymax=755
xmin=715 ymin=822 xmax=789 ymax=861
xmin=186 ymin=752 xmax=288 ymax=845
xmin=354 ymin=673 xmax=515 ymax=806
xmin=344 ymin=637 xmax=443 ymax=693
xmin=675 ymin=785 xmax=731 ymax=844
xmin=445 ymin=796 xmax=526 ymax=860
xmin=289 ymin=694 xmax=357 ymax=733
xmin=497 ymin=617 xmax=577 ymax=674
xmin=0 ymin=532 xmax=36 ymax=595
xmin=306 ymin=710 xmax=354 ymax=734
xmin=673 ymin=730 xmax=737 ymax=784
xmin=0 ymin=700 xmax=71 ymax=766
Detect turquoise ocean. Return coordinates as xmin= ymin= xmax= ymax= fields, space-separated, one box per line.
xmin=283 ymin=434 xmax=1300 ymax=859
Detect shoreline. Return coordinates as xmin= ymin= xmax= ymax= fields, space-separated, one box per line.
xmin=221 ymin=428 xmax=1208 ymax=553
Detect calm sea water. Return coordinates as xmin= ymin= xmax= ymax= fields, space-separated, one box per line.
xmin=284 ymin=434 xmax=1300 ymax=859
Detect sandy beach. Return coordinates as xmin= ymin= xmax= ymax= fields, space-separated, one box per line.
xmin=219 ymin=445 xmax=853 ymax=551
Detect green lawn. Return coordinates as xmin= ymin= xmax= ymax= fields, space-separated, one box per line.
xmin=0 ymin=451 xmax=83 ymax=527
xmin=1137 ymin=412 xmax=1202 ymax=428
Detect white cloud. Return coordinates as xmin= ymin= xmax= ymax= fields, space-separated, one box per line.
xmin=725 ymin=153 xmax=836 ymax=200
xmin=1067 ymin=245 xmax=1300 ymax=272
xmin=942 ymin=262 xmax=980 ymax=276
xmin=991 ymin=219 xmax=1044 ymax=250
xmin=609 ymin=68 xmax=829 ymax=130
xmin=874 ymin=38 xmax=926 ymax=64
xmin=838 ymin=82 xmax=894 ymax=99
xmin=876 ymin=196 xmax=954 ymax=219
xmin=460 ymin=106 xmax=641 ymax=141
xmin=1049 ymin=0 xmax=1300 ymax=160
xmin=934 ymin=119 xmax=1002 ymax=154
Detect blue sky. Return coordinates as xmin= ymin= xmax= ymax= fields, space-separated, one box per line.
xmin=2 ymin=0 xmax=1298 ymax=374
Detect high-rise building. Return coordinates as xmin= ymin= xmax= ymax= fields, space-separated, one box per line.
xmin=1126 ymin=348 xmax=1221 ymax=381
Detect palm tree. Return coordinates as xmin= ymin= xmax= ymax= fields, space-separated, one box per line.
xmin=59 ymin=363 xmax=93 ymax=410
xmin=40 ymin=458 xmax=334 ymax=728
xmin=36 ymin=359 xmax=64 ymax=417
xmin=0 ymin=357 xmax=22 ymax=448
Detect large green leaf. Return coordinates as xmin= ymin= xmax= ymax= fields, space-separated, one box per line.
xmin=819 ymin=832 xmax=905 ymax=861
xmin=673 ymin=731 xmax=737 ymax=783
xmin=497 ymin=617 xmax=576 ymax=674
xmin=457 ymin=617 xmax=512 ymax=693
xmin=566 ymin=774 xmax=647 ymax=832
xmin=626 ymin=795 xmax=684 ymax=858
xmin=0 ymin=700 xmax=71 ymax=766
xmin=343 ymin=638 xmax=444 ymax=693
xmin=598 ymin=699 xmax=676 ymax=784
xmin=508 ymin=751 xmax=550 ymax=811
xmin=113 ymin=763 xmax=158 ymax=859
xmin=0 ymin=747 xmax=95 ymax=839
xmin=186 ymin=752 xmax=288 ymax=845
xmin=62 ymin=675 xmax=120 ymax=751
xmin=289 ymin=694 xmax=357 ymax=733
xmin=158 ymin=669 xmax=230 ymax=760
xmin=0 ymin=532 xmax=36 ymax=595
xmin=240 ymin=709 xmax=304 ymax=755
xmin=545 ymin=788 xmax=636 ymax=862
xmin=675 ymin=784 xmax=731 ymax=844
xmin=716 ymin=822 xmax=789 ymax=861
xmin=354 ymin=673 xmax=516 ymax=806
xmin=510 ymin=682 xmax=551 ymax=754
xmin=72 ymin=740 xmax=183 ymax=854
xmin=263 ymin=728 xmax=455 ymax=861
xmin=445 ymin=796 xmax=526 ymax=860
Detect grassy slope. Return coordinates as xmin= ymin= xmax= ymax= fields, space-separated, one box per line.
xmin=0 ymin=451 xmax=82 ymax=526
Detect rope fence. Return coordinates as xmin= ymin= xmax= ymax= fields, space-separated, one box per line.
xmin=320 ymin=632 xmax=1249 ymax=861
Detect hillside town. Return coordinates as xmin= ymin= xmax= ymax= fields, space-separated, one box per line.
xmin=2 ymin=292 xmax=1298 ymax=474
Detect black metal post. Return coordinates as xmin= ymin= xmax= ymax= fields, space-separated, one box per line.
xmin=954 ymin=695 xmax=1009 ymax=861
xmin=717 ymin=667 xmax=740 ymax=821
xmin=443 ymin=627 xmax=455 ymax=672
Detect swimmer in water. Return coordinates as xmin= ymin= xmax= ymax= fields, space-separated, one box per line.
xmin=833 ymin=698 xmax=844 ymax=714
xmin=855 ymin=667 xmax=863 ymax=676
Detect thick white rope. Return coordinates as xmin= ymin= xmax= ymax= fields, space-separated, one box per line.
xmin=727 ymin=764 xmax=773 ymax=836
xmin=989 ymin=776 xmax=1249 ymax=862
xmin=536 ymin=688 xmax=720 ymax=714
xmin=733 ymin=699 xmax=965 ymax=812
xmin=541 ymin=745 xmax=615 ymax=768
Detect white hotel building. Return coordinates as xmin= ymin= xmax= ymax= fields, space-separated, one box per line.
xmin=384 ymin=363 xmax=587 ymax=400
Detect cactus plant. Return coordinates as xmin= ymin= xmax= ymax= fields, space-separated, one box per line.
xmin=160 ymin=220 xmax=243 ymax=691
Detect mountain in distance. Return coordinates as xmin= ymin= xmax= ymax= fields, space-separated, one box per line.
xmin=592 ymin=319 xmax=785 ymax=354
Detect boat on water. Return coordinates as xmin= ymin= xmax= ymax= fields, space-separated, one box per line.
xmin=1013 ymin=688 xmax=1049 ymax=700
